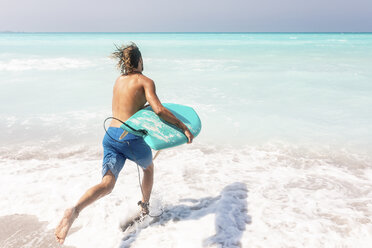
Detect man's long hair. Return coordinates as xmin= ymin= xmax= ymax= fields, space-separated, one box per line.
xmin=111 ymin=42 xmax=142 ymax=75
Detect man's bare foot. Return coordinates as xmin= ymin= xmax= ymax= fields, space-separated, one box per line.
xmin=54 ymin=207 xmax=79 ymax=244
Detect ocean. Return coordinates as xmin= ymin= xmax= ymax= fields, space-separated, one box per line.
xmin=0 ymin=32 xmax=371 ymax=247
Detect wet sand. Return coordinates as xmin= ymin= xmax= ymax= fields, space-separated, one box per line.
xmin=0 ymin=214 xmax=76 ymax=248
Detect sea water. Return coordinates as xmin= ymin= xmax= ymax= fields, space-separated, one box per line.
xmin=0 ymin=33 xmax=371 ymax=247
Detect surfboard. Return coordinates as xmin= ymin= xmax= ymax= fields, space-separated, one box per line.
xmin=120 ymin=103 xmax=201 ymax=150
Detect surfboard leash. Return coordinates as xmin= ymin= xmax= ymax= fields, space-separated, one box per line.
xmin=133 ymin=161 xmax=164 ymax=218
xmin=103 ymin=117 xmax=147 ymax=142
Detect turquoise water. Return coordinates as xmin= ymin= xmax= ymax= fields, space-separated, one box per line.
xmin=0 ymin=32 xmax=371 ymax=154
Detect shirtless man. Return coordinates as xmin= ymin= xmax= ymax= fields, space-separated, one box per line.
xmin=55 ymin=43 xmax=194 ymax=244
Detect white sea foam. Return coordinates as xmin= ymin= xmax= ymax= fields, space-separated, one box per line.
xmin=0 ymin=143 xmax=371 ymax=247
xmin=0 ymin=57 xmax=108 ymax=71
xmin=146 ymin=58 xmax=241 ymax=72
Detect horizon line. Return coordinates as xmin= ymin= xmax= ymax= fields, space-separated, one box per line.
xmin=1 ymin=31 xmax=372 ymax=34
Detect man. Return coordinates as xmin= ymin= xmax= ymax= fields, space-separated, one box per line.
xmin=55 ymin=43 xmax=194 ymax=244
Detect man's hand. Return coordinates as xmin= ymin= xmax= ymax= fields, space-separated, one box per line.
xmin=184 ymin=129 xmax=194 ymax=144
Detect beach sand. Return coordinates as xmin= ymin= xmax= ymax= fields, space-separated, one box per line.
xmin=0 ymin=214 xmax=76 ymax=248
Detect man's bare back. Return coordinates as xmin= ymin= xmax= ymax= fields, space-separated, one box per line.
xmin=110 ymin=73 xmax=150 ymax=127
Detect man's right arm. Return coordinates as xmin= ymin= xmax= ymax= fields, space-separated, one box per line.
xmin=143 ymin=79 xmax=194 ymax=143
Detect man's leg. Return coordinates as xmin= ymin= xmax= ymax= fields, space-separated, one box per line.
xmin=141 ymin=163 xmax=154 ymax=205
xmin=54 ymin=170 xmax=116 ymax=244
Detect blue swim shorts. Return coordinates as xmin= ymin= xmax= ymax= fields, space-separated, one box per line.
xmin=102 ymin=127 xmax=153 ymax=180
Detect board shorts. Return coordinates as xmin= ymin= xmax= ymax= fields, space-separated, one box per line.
xmin=102 ymin=127 xmax=153 ymax=180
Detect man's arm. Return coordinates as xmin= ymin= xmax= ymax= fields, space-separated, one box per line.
xmin=143 ymin=79 xmax=193 ymax=143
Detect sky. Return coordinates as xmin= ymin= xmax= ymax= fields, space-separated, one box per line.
xmin=0 ymin=0 xmax=371 ymax=32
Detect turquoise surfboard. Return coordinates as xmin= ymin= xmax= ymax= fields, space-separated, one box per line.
xmin=120 ymin=103 xmax=201 ymax=150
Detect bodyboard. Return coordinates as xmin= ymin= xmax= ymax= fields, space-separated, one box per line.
xmin=120 ymin=103 xmax=201 ymax=150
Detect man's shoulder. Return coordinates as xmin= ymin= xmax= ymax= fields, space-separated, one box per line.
xmin=115 ymin=74 xmax=153 ymax=83
xmin=139 ymin=74 xmax=154 ymax=83
xmin=114 ymin=74 xmax=155 ymax=90
xmin=139 ymin=74 xmax=155 ymax=86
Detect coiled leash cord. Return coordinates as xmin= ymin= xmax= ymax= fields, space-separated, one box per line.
xmin=103 ymin=117 xmax=163 ymax=218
